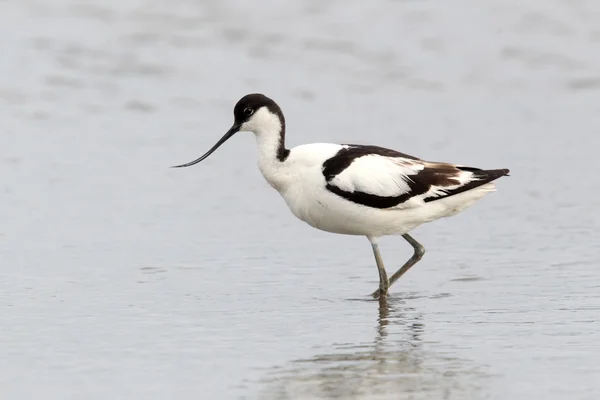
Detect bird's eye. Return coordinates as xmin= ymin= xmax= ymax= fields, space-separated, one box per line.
xmin=243 ymin=107 xmax=254 ymax=116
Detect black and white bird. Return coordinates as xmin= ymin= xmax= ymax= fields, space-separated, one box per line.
xmin=174 ymin=94 xmax=509 ymax=298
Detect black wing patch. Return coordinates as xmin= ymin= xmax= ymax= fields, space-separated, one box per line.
xmin=322 ymin=145 xmax=509 ymax=209
xmin=325 ymin=180 xmax=428 ymax=209
xmin=322 ymin=145 xmax=420 ymax=181
xmin=422 ymin=168 xmax=510 ymax=202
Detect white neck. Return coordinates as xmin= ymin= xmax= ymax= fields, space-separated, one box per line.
xmin=255 ymin=130 xmax=283 ymax=165
xmin=240 ymin=107 xmax=289 ymax=190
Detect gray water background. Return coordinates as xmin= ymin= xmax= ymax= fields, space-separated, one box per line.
xmin=2 ymin=0 xmax=600 ymax=399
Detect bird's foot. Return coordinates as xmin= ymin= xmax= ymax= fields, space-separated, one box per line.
xmin=372 ymin=286 xmax=388 ymax=299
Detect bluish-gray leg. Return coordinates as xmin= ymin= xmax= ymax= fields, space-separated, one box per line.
xmin=369 ymin=238 xmax=389 ymax=298
xmin=371 ymin=234 xmax=425 ymax=297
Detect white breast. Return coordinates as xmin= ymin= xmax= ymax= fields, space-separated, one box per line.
xmin=259 ymin=143 xmax=343 ymax=222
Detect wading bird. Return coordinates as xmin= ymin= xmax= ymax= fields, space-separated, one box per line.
xmin=174 ymin=94 xmax=509 ymax=298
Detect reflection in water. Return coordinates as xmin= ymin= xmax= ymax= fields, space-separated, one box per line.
xmin=262 ymin=297 xmax=488 ymax=400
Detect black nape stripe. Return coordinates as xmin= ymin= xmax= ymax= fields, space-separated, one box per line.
xmin=266 ymin=103 xmax=289 ymax=162
xmin=276 ymin=117 xmax=289 ymax=162
xmin=270 ymin=103 xmax=289 ymax=162
xmin=277 ymin=147 xmax=290 ymax=162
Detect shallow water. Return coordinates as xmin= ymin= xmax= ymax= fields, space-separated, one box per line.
xmin=2 ymin=0 xmax=600 ymax=399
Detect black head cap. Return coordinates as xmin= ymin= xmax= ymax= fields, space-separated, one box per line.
xmin=233 ymin=93 xmax=285 ymax=126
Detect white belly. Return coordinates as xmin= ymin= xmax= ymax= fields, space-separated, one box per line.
xmin=278 ymin=177 xmax=417 ymax=237
xmin=278 ymin=177 xmax=496 ymax=238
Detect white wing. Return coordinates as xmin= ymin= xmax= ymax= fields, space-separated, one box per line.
xmin=330 ymin=155 xmax=423 ymax=198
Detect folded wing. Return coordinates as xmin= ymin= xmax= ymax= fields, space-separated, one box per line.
xmin=322 ymin=146 xmax=509 ymax=209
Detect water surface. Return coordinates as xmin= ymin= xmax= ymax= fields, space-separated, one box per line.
xmin=1 ymin=0 xmax=600 ymax=399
